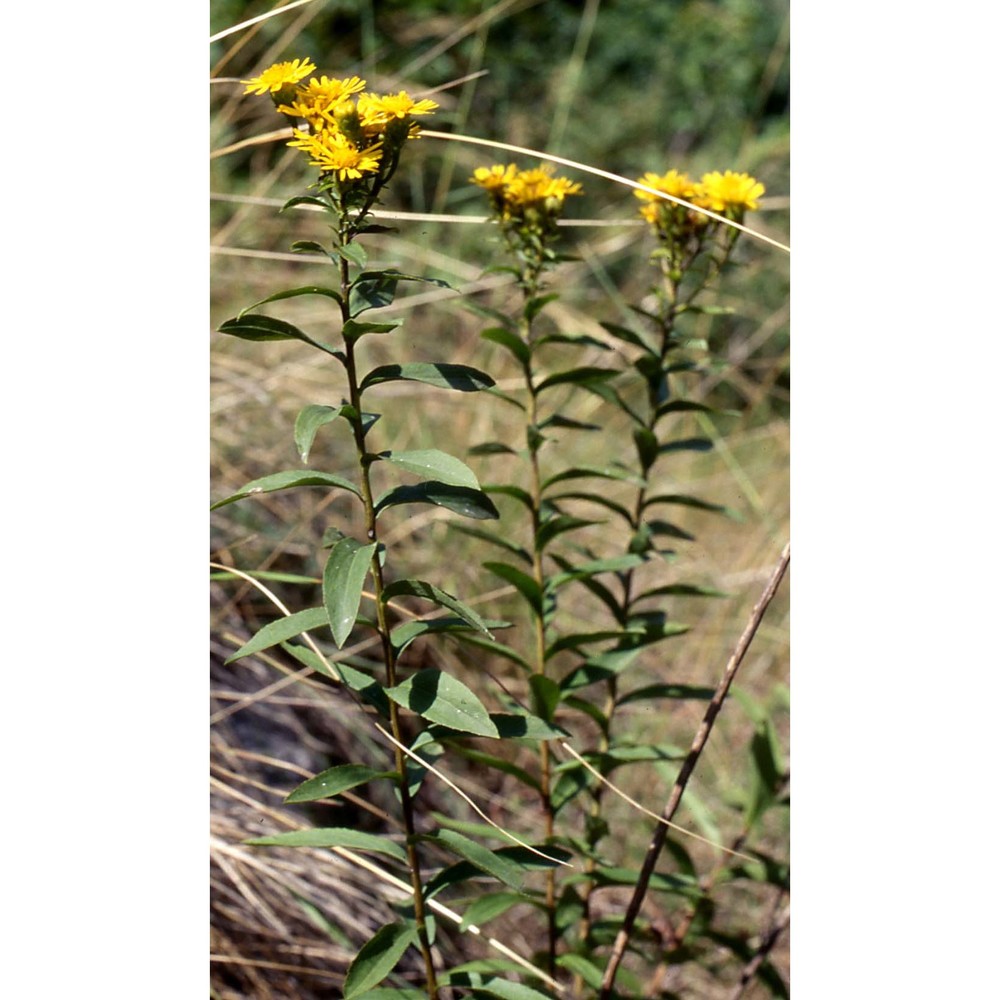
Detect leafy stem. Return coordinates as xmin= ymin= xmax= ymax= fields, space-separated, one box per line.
xmin=337 ymin=216 xmax=440 ymax=1000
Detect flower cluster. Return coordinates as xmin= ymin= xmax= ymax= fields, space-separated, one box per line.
xmin=242 ymin=59 xmax=438 ymax=188
xmin=472 ymin=163 xmax=582 ymax=226
xmin=634 ymin=168 xmax=764 ymax=278
xmin=635 ymin=168 xmax=764 ymax=231
xmin=471 ymin=163 xmax=583 ymax=284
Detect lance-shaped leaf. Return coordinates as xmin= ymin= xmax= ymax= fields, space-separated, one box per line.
xmin=382 ymin=578 xmax=492 ymax=637
xmin=483 ymin=561 xmax=543 ymax=616
xmin=342 ymin=922 xmax=417 ymax=1000
xmin=246 ymin=827 xmax=406 ymax=862
xmin=323 ymin=538 xmax=377 ymax=647
xmin=375 ymin=482 xmax=499 ymax=520
xmin=218 ymin=313 xmax=339 ymax=357
xmin=280 ymin=642 xmax=390 ymax=717
xmin=450 ymin=524 xmax=531 ymax=564
xmin=284 ymin=764 xmax=397 ymax=803
xmin=535 ymin=514 xmax=599 ymax=552
xmin=360 ymin=362 xmax=495 ymax=393
xmin=480 ymin=326 xmax=530 ymax=365
xmin=447 ymin=748 xmax=541 ymax=793
xmin=430 ymin=829 xmax=527 ymax=891
xmin=390 ymin=617 xmax=508 ymax=656
xmin=348 ymin=269 xmax=451 ymax=315
xmin=336 ymin=241 xmax=368 ymax=269
xmin=210 ymin=470 xmax=360 ymax=510
xmin=294 ymin=405 xmax=343 ymax=463
xmin=659 ymin=436 xmax=714 ymax=454
xmin=384 ymin=668 xmax=499 ymax=738
xmin=645 ymin=491 xmax=741 ymax=520
xmin=280 ymin=194 xmax=332 ymax=213
xmin=535 ymin=366 xmax=619 ymax=393
xmin=380 ymin=449 xmax=480 ymax=490
xmin=600 ymin=320 xmax=655 ymax=353
xmin=342 ymin=318 xmax=400 ymax=342
xmin=225 ymin=607 xmax=330 ymax=663
xmin=458 ymin=892 xmax=526 ymax=932
xmin=236 ymin=285 xmax=343 ymax=318
xmin=617 ymin=682 xmax=715 ymax=706
xmin=424 ymin=845 xmax=570 ymax=899
xmin=541 ymin=465 xmax=644 ymax=491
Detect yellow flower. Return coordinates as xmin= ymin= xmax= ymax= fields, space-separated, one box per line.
xmin=505 ymin=165 xmax=582 ymax=210
xmin=694 ymin=171 xmax=765 ymax=213
xmin=242 ymin=58 xmax=316 ymax=96
xmin=357 ymin=91 xmax=439 ymax=127
xmin=276 ymin=75 xmax=366 ymax=124
xmin=288 ymin=128 xmax=383 ymax=181
xmin=633 ymin=169 xmax=695 ymax=203
xmin=471 ymin=164 xmax=518 ymax=192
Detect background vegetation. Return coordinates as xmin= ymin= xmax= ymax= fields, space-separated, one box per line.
xmin=210 ymin=1 xmax=789 ymax=996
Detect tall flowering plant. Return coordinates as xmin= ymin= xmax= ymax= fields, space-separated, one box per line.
xmin=213 ymin=62 xmax=568 ymax=1000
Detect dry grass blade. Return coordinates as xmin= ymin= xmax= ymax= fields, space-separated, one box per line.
xmin=554 ymin=742 xmax=757 ymax=864
xmin=210 ymin=0 xmax=319 ymax=44
xmin=375 ymin=724 xmax=573 ymax=868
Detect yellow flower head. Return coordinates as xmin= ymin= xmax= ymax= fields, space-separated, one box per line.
xmin=505 ymin=165 xmax=582 ymax=212
xmin=694 ymin=170 xmax=765 ymax=213
xmin=471 ymin=164 xmax=518 ymax=192
xmin=242 ymin=58 xmax=316 ymax=96
xmin=277 ymin=75 xmax=366 ymax=124
xmin=358 ymin=91 xmax=439 ymax=128
xmin=633 ymin=169 xmax=696 ymax=204
xmin=288 ymin=127 xmax=383 ymax=181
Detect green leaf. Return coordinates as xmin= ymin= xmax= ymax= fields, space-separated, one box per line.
xmin=524 ymin=292 xmax=560 ymax=323
xmin=447 ymin=748 xmax=541 ymax=793
xmin=617 ymin=683 xmax=715 ymax=706
xmin=382 ymin=578 xmax=493 ymax=637
xmin=380 ymin=449 xmax=480 ymax=490
xmin=482 ymin=484 xmax=534 ymax=509
xmin=384 ymin=669 xmax=500 ymax=737
xmin=659 ymin=436 xmax=714 ymax=454
xmin=280 ymin=194 xmax=332 ymax=213
xmin=645 ymin=492 xmax=741 ymax=520
xmin=480 ymin=326 xmax=530 ymax=365
xmin=634 ymin=582 xmax=727 ymax=601
xmin=342 ymin=318 xmax=400 ymax=342
xmin=458 ymin=892 xmax=525 ymax=932
xmin=535 ymin=366 xmax=618 ymax=393
xmin=217 ymin=313 xmax=338 ymax=356
xmin=348 ymin=270 xmax=451 ymax=315
xmin=376 ymin=482 xmax=500 ymax=520
xmin=246 ymin=827 xmax=405 ymax=862
xmin=289 ymin=239 xmax=333 ymax=257
xmin=281 ymin=642 xmax=390 ymax=716
xmin=323 ymin=538 xmax=377 ymax=647
xmin=655 ymin=399 xmax=719 ymax=419
xmin=225 ymin=607 xmax=329 ymax=663
xmin=490 ymin=711 xmax=566 ymax=740
xmin=633 ymin=426 xmax=659 ymax=471
xmin=555 ymin=954 xmax=603 ymax=990
xmin=600 ymin=320 xmax=654 ymax=353
xmin=336 ymin=242 xmax=368 ymax=269
xmin=468 ymin=441 xmax=517 ymax=456
xmin=538 ymin=414 xmax=600 ymax=432
xmin=535 ymin=514 xmax=598 ymax=552
xmin=529 ymin=675 xmax=561 ymax=724
xmin=541 ymin=466 xmax=644 ymax=491
xmin=450 ymin=524 xmax=531 ymax=564
xmin=343 ymin=922 xmax=417 ymax=999
xmin=236 ymin=285 xmax=344 ymax=318
xmin=471 ymin=978 xmax=557 ymax=1000
xmin=361 ymin=362 xmax=494 ymax=393
xmin=483 ymin=562 xmax=543 ymax=615
xmin=448 ymin=632 xmax=533 ymax=673
xmin=390 ymin=617 xmax=505 ymax=656
xmin=432 ymin=829 xmax=526 ymax=890
xmin=284 ymin=764 xmax=397 ymax=804
xmin=211 ymin=469 xmax=360 ymax=510
xmin=294 ymin=405 xmax=343 ymax=463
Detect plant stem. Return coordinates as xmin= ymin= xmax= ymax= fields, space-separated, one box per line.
xmin=338 ymin=234 xmax=440 ymax=1000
